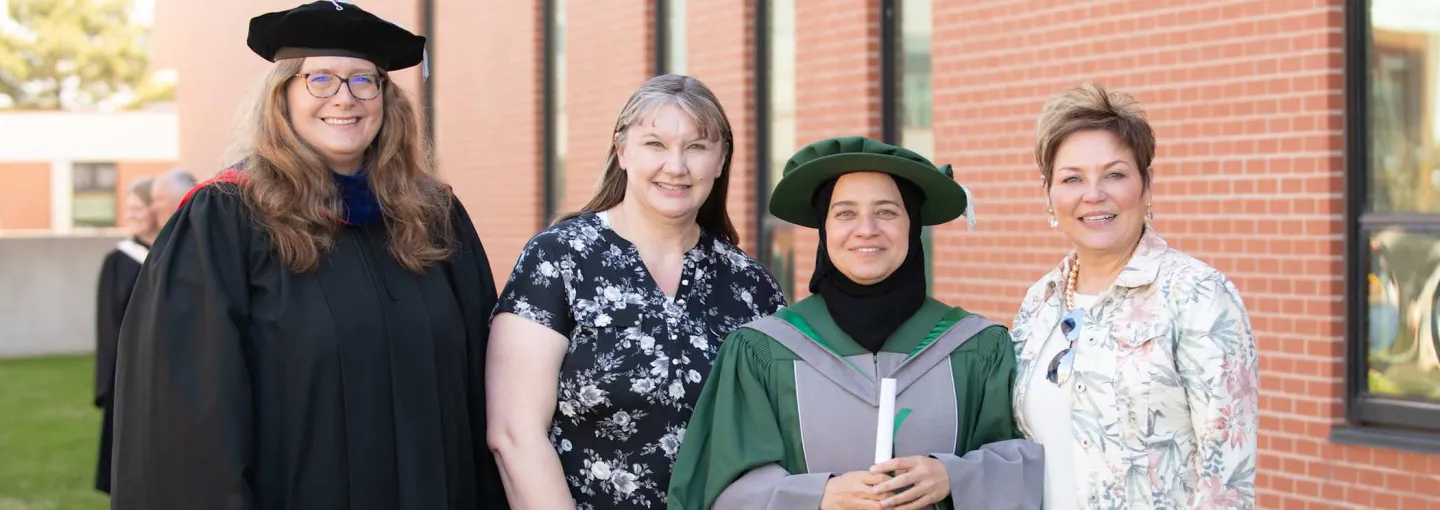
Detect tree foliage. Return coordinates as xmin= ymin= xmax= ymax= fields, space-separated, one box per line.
xmin=0 ymin=0 xmax=170 ymax=110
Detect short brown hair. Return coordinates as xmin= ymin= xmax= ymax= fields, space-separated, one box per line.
xmin=1034 ymin=83 xmax=1155 ymax=190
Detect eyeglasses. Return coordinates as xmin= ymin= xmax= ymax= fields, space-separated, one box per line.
xmin=294 ymin=72 xmax=385 ymax=100
xmin=1046 ymin=308 xmax=1087 ymax=385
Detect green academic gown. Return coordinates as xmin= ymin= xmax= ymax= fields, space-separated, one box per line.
xmin=667 ymin=295 xmax=1044 ymax=510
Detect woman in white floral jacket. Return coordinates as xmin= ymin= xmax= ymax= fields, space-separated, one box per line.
xmin=1010 ymin=84 xmax=1258 ymax=510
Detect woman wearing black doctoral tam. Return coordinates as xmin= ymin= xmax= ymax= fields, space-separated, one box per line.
xmin=669 ymin=137 xmax=1044 ymax=510
xmin=109 ymin=2 xmax=506 ymax=509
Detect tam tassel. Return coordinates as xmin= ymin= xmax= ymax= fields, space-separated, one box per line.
xmin=961 ymin=185 xmax=975 ymax=231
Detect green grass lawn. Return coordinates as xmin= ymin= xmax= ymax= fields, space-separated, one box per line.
xmin=0 ymin=355 xmax=109 ymax=510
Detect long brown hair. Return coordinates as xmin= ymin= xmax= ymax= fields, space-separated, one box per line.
xmin=223 ymin=58 xmax=453 ymax=274
xmin=559 ymin=74 xmax=739 ymax=245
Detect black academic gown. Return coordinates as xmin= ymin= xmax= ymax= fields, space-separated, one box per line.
xmin=109 ymin=180 xmax=508 ymax=510
xmin=94 ymin=238 xmax=147 ymax=494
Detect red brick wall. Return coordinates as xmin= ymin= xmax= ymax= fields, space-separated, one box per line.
xmin=561 ymin=1 xmax=656 ymax=214
xmin=419 ymin=1 xmax=1440 ymax=507
xmin=687 ymin=0 xmax=757 ymax=253
xmin=788 ymin=0 xmax=884 ymax=297
xmin=434 ymin=0 xmax=544 ymax=279
xmin=445 ymin=0 xmax=655 ymax=278
xmin=932 ymin=1 xmax=1437 ymax=508
xmin=0 ymin=162 xmax=51 ymax=231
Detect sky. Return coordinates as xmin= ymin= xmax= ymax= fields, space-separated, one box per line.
xmin=132 ymin=0 xmax=153 ymax=26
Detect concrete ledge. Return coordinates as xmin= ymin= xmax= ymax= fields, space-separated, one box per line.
xmin=0 ymin=235 xmax=124 ymax=359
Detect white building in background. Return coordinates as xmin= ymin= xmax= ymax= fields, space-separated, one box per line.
xmin=0 ymin=110 xmax=178 ymax=359
xmin=0 ymin=110 xmax=179 ymax=234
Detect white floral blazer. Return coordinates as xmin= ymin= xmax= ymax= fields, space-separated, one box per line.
xmin=1011 ymin=229 xmax=1259 ymax=510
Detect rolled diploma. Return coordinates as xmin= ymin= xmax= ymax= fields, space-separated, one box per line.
xmin=874 ymin=377 xmax=897 ymax=464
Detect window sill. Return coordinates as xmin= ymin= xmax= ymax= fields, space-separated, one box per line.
xmin=1330 ymin=425 xmax=1440 ymax=456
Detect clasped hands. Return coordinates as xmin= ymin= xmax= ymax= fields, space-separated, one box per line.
xmin=819 ymin=455 xmax=949 ymax=510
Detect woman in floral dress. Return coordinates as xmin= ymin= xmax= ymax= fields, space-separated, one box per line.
xmin=1010 ymin=83 xmax=1259 ymax=509
xmin=486 ymin=74 xmax=787 ymax=510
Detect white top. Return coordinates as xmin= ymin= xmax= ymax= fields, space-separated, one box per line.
xmin=1021 ymin=292 xmax=1097 ymax=510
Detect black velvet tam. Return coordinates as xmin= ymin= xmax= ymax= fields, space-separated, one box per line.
xmin=247 ymin=1 xmax=426 ymax=71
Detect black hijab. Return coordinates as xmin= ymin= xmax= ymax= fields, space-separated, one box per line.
xmin=808 ymin=174 xmax=928 ymax=353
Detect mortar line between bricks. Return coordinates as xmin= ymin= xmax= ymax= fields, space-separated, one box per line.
xmin=938 ymin=2 xmax=1329 ymax=35
xmin=943 ymin=269 xmax=1347 ymax=282
xmin=1257 ymin=371 xmax=1350 ymax=383
xmin=945 ymin=131 xmax=1347 ymax=145
xmin=937 ymin=7 xmax=1341 ymax=56
xmin=960 ymin=180 xmax=1346 ymax=189
xmin=1260 ymin=452 xmax=1421 ymax=477
xmin=945 ymin=146 xmax=1343 ymax=158
xmin=1261 ymin=380 xmax=1347 ymax=391
xmin=947 ymin=77 xmax=1343 ymax=96
xmin=939 ymin=51 xmax=1344 ymax=84
xmin=938 ymin=125 xmax=1342 ymax=138
xmin=1257 ymin=486 xmax=1427 ymax=503
xmin=1257 ymin=411 xmax=1345 ymax=423
xmin=938 ymin=88 xmax=1342 ymax=112
xmin=1257 ymin=393 xmax=1345 ymax=402
xmin=938 ymin=137 xmax=1346 ymax=149
xmin=939 ymin=49 xmax=1344 ymax=84
xmin=941 ymin=205 xmax=1348 ymax=214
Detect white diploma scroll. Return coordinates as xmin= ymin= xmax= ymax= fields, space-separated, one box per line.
xmin=874 ymin=377 xmax=897 ymax=464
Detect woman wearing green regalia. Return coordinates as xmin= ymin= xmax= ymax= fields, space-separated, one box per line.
xmin=667 ymin=137 xmax=1044 ymax=510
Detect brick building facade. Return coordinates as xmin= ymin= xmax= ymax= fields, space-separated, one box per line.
xmin=158 ymin=0 xmax=1440 ymax=507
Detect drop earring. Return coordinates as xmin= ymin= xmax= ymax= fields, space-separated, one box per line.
xmin=1047 ymin=209 xmax=1059 ymax=228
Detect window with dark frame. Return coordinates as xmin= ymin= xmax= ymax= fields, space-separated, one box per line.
xmin=542 ymin=0 xmax=566 ymax=226
xmin=881 ymin=0 xmax=936 ymax=293
xmin=73 ymin=162 xmax=118 ymax=228
xmin=1337 ymin=0 xmax=1440 ymax=452
xmin=754 ymin=0 xmax=798 ymax=300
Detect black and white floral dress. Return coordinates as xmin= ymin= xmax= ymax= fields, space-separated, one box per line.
xmin=493 ymin=211 xmax=786 ymax=509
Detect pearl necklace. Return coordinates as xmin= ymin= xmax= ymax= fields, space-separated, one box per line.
xmin=1066 ymin=238 xmax=1142 ymax=311
xmin=1065 ymin=253 xmax=1080 ymax=311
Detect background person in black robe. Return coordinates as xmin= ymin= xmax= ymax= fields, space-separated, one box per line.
xmin=109 ymin=2 xmax=507 ymax=508
xmin=93 ymin=176 xmax=160 ymax=495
